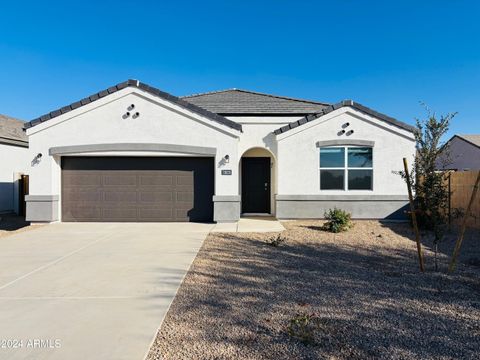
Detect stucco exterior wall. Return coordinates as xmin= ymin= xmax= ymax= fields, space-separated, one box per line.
xmin=226 ymin=116 xmax=302 ymax=216
xmin=437 ymin=136 xmax=480 ymax=170
xmin=26 ymin=88 xmax=240 ymax=221
xmin=227 ymin=116 xmax=301 ymax=157
xmin=25 ymin=89 xmax=416 ymax=222
xmin=276 ymin=108 xmax=416 ymax=195
xmin=0 ymin=143 xmax=29 ymax=213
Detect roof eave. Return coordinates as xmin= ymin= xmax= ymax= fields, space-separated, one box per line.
xmin=0 ymin=136 xmax=29 ymax=148
xmin=273 ymin=100 xmax=416 ymax=135
xmin=25 ymin=80 xmax=242 ymax=132
xmin=455 ymin=135 xmax=480 ymax=150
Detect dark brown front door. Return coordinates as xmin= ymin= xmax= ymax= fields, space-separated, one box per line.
xmin=19 ymin=174 xmax=29 ymax=217
xmin=61 ymin=157 xmax=214 ymax=222
xmin=241 ymin=157 xmax=270 ymax=213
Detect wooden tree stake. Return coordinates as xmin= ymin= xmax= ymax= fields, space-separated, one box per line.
xmin=403 ymin=158 xmax=425 ymax=272
xmin=448 ymin=171 xmax=480 ymax=273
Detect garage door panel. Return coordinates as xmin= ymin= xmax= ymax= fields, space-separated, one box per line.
xmin=175 ymin=184 xmax=194 ymax=192
xmin=138 ymin=208 xmax=174 ymax=220
xmin=103 ymin=174 xmax=137 ymax=186
xmin=138 ymin=192 xmax=173 ymax=203
xmin=66 ymin=206 xmax=103 ymax=220
xmin=175 ymin=209 xmax=191 ymax=219
xmin=176 ymin=192 xmax=194 ymax=202
xmin=176 ymin=175 xmax=194 ymax=186
xmin=104 ymin=191 xmax=138 ymax=202
xmin=63 ymin=189 xmax=102 ymax=202
xmin=102 ymin=208 xmax=138 ymax=220
xmin=61 ymin=157 xmax=213 ymax=222
xmin=63 ymin=173 xmax=102 ymax=187
xmin=175 ymin=202 xmax=194 ymax=208
xmin=139 ymin=175 xmax=174 ymax=186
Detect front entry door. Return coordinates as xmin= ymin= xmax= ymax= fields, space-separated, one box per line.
xmin=242 ymin=157 xmax=271 ymax=213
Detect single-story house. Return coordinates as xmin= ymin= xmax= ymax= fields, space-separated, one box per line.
xmin=0 ymin=114 xmax=29 ymax=214
xmin=437 ymin=134 xmax=480 ymax=171
xmin=24 ymin=80 xmax=416 ymax=223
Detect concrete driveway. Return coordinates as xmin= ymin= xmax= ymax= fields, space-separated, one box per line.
xmin=0 ymin=222 xmax=213 ymax=360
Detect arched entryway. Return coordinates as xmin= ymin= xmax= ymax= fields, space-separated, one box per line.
xmin=239 ymin=147 xmax=276 ymax=216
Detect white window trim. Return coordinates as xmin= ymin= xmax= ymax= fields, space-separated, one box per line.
xmin=319 ymin=146 xmax=374 ymax=191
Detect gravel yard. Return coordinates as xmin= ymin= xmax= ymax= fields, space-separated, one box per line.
xmin=148 ymin=220 xmax=480 ymax=360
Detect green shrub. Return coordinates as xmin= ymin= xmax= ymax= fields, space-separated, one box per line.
xmin=323 ymin=208 xmax=352 ymax=233
xmin=286 ymin=312 xmax=321 ymax=346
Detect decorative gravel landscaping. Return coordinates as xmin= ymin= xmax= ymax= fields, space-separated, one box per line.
xmin=147 ymin=220 xmax=480 ymax=360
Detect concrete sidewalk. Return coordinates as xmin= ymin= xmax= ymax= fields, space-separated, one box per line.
xmin=0 ymin=222 xmax=213 ymax=360
xmin=211 ymin=217 xmax=285 ymax=233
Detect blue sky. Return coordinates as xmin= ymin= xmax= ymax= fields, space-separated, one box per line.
xmin=1 ymin=0 xmax=479 ymax=138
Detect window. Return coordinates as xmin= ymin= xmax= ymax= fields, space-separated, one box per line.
xmin=320 ymin=146 xmax=373 ymax=190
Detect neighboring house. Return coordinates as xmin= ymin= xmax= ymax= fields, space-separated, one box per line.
xmin=437 ymin=134 xmax=480 ymax=171
xmin=0 ymin=114 xmax=29 ymax=214
xmin=24 ymin=80 xmax=416 ymax=223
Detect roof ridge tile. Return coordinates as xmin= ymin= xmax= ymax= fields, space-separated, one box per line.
xmin=182 ymin=88 xmax=329 ymax=106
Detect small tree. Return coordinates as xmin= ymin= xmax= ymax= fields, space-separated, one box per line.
xmin=399 ymin=105 xmax=456 ymax=270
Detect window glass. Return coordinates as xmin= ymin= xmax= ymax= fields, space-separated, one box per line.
xmin=320 ymin=148 xmax=345 ymax=168
xmin=348 ymin=169 xmax=373 ymax=190
xmin=348 ymin=147 xmax=372 ymax=168
xmin=320 ymin=170 xmax=344 ymax=190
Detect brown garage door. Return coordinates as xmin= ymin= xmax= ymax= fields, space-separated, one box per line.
xmin=61 ymin=157 xmax=214 ymax=222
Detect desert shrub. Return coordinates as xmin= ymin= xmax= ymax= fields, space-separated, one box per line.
xmin=265 ymin=233 xmax=286 ymax=247
xmin=286 ymin=312 xmax=321 ymax=346
xmin=323 ymin=208 xmax=352 ymax=233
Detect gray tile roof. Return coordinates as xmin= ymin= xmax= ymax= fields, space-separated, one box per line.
xmin=24 ymin=80 xmax=415 ymax=138
xmin=182 ymin=89 xmax=329 ymax=115
xmin=273 ymin=100 xmax=416 ymax=135
xmin=0 ymin=114 xmax=28 ymax=147
xmin=457 ymin=134 xmax=480 ymax=149
xmin=25 ymin=80 xmax=242 ymax=132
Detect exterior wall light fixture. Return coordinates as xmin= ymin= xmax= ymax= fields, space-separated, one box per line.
xmin=31 ymin=153 xmax=43 ymax=166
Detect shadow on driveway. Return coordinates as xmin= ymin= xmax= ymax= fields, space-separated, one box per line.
xmin=0 ymin=213 xmax=30 ymax=233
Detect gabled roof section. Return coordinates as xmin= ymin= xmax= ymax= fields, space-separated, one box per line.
xmin=273 ymin=100 xmax=416 ymax=135
xmin=182 ymin=89 xmax=329 ymax=115
xmin=24 ymin=80 xmax=242 ymax=131
xmin=0 ymin=114 xmax=28 ymax=147
xmin=455 ymin=134 xmax=480 ymax=149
